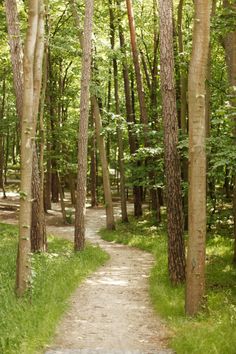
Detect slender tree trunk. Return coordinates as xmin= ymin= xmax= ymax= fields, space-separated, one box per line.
xmin=38 ymin=22 xmax=48 ymax=250
xmin=31 ymin=0 xmax=46 ymax=252
xmin=186 ymin=0 xmax=212 ymax=316
xmin=4 ymin=0 xmax=23 ymax=124
xmin=90 ymin=114 xmax=98 ymax=207
xmin=92 ymin=96 xmax=115 ymax=230
xmin=16 ymin=0 xmax=43 ymax=297
xmin=159 ymin=0 xmax=185 ymax=285
xmin=117 ymin=4 xmax=142 ymax=217
xmin=126 ymin=0 xmax=148 ymax=138
xmin=109 ymin=0 xmax=128 ymax=223
xmin=177 ymin=0 xmax=188 ymax=134
xmin=58 ymin=172 xmax=67 ymax=224
xmin=74 ymin=0 xmax=94 ymax=251
xmin=0 ymin=75 xmax=6 ymax=198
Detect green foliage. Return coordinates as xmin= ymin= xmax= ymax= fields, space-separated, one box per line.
xmin=100 ymin=213 xmax=236 ymax=354
xmin=0 ymin=223 xmax=109 ymax=354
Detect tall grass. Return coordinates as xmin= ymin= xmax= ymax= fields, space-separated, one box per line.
xmin=100 ymin=214 xmax=236 ymax=354
xmin=0 ymin=223 xmax=109 ymax=354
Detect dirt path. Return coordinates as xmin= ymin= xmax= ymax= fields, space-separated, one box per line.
xmin=0 ymin=197 xmax=173 ymax=353
xmin=45 ymin=207 xmax=173 ymax=354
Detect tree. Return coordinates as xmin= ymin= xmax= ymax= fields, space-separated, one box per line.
xmin=5 ymin=0 xmax=46 ymax=252
xmin=74 ymin=0 xmax=94 ymax=251
xmin=117 ymin=0 xmax=142 ymax=218
xmin=159 ymin=0 xmax=185 ymax=284
xmin=109 ymin=0 xmax=128 ymax=223
xmin=16 ymin=0 xmax=45 ymax=296
xmin=92 ymin=95 xmax=115 ymax=230
xmin=4 ymin=0 xmax=23 ymax=123
xmin=186 ymin=0 xmax=212 ymax=316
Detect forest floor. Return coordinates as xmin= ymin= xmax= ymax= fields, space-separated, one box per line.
xmin=0 ymin=194 xmax=173 ymax=354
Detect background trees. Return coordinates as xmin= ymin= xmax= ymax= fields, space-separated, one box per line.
xmin=0 ymin=0 xmax=235 ymax=315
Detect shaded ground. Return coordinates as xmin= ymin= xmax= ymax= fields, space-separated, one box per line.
xmin=0 ymin=194 xmax=173 ymax=354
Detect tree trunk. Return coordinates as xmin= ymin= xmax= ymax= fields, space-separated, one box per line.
xmin=16 ymin=0 xmax=43 ymax=297
xmin=117 ymin=0 xmax=142 ymax=217
xmin=5 ymin=0 xmax=23 ymax=124
xmin=74 ymin=0 xmax=94 ymax=251
xmin=109 ymin=0 xmax=128 ymax=223
xmin=186 ymin=0 xmax=212 ymax=316
xmin=92 ymin=96 xmax=115 ymax=230
xmin=90 ymin=115 xmax=98 ymax=207
xmin=31 ymin=0 xmax=46 ymax=252
xmin=159 ymin=0 xmax=186 ymax=285
xmin=0 ymin=75 xmax=6 ymax=198
xmin=126 ymin=0 xmax=148 ymax=138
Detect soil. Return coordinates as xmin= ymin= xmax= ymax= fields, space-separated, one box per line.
xmin=0 ymin=194 xmax=174 ymax=354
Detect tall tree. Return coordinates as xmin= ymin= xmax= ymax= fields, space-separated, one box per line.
xmin=92 ymin=96 xmax=115 ymax=230
xmin=159 ymin=0 xmax=185 ymax=284
xmin=4 ymin=0 xmax=23 ymax=123
xmin=109 ymin=0 xmax=128 ymax=223
xmin=16 ymin=0 xmax=44 ymax=296
xmin=5 ymin=0 xmax=46 ymax=252
xmin=74 ymin=0 xmax=94 ymax=251
xmin=126 ymin=0 xmax=149 ymax=132
xmin=186 ymin=0 xmax=212 ymax=315
xmin=117 ymin=0 xmax=142 ymax=218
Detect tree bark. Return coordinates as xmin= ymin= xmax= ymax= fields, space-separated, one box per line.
xmin=117 ymin=4 xmax=142 ymax=217
xmin=0 ymin=75 xmax=6 ymax=198
xmin=92 ymin=96 xmax=115 ymax=230
xmin=109 ymin=0 xmax=128 ymax=223
xmin=126 ymin=0 xmax=149 ymax=139
xmin=159 ymin=0 xmax=185 ymax=285
xmin=4 ymin=0 xmax=23 ymax=124
xmin=186 ymin=0 xmax=212 ymax=316
xmin=74 ymin=0 xmax=94 ymax=251
xmin=31 ymin=0 xmax=46 ymax=252
xmin=16 ymin=0 xmax=43 ymax=297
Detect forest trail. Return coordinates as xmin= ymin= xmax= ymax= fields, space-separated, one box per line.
xmin=45 ymin=206 xmax=173 ymax=354
xmin=0 ymin=197 xmax=173 ymax=354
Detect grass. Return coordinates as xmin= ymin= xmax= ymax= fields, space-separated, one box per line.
xmin=0 ymin=223 xmax=109 ymax=354
xmin=100 ymin=213 xmax=236 ymax=354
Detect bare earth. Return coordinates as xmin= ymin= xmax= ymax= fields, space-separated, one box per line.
xmin=0 ymin=196 xmax=173 ymax=354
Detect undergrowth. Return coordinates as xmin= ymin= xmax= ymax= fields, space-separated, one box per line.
xmin=100 ymin=213 xmax=236 ymax=354
xmin=0 ymin=223 xmax=109 ymax=354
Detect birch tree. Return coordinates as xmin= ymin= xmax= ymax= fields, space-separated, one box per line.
xmin=16 ymin=0 xmax=45 ymax=296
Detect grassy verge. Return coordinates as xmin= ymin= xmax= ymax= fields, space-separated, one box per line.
xmin=100 ymin=214 xmax=236 ymax=354
xmin=0 ymin=223 xmax=109 ymax=354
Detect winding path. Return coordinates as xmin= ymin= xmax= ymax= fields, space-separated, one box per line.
xmin=45 ymin=207 xmax=173 ymax=354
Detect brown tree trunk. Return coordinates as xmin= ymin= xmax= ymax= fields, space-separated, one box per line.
xmin=109 ymin=0 xmax=128 ymax=223
xmin=117 ymin=0 xmax=142 ymax=217
xmin=186 ymin=0 xmax=212 ymax=316
xmin=74 ymin=0 xmax=94 ymax=251
xmin=92 ymin=96 xmax=115 ymax=230
xmin=126 ymin=0 xmax=148 ymax=137
xmin=16 ymin=0 xmax=43 ymax=297
xmin=31 ymin=0 xmax=46 ymax=252
xmin=0 ymin=75 xmax=6 ymax=198
xmin=90 ymin=115 xmax=98 ymax=208
xmin=177 ymin=0 xmax=188 ymax=134
xmin=159 ymin=0 xmax=186 ymax=285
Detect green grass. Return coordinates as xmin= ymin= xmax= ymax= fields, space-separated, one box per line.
xmin=0 ymin=223 xmax=109 ymax=354
xmin=100 ymin=214 xmax=236 ymax=354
